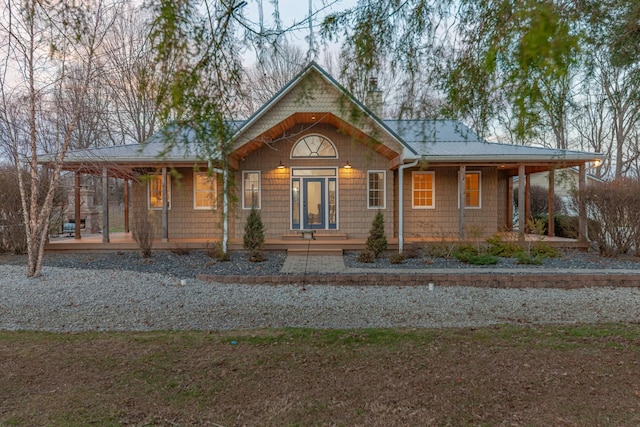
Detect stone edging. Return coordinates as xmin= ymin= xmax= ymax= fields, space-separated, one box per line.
xmin=197 ymin=272 xmax=640 ymax=288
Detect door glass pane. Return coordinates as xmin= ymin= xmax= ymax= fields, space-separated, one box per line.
xmin=292 ymin=179 xmax=300 ymax=226
xmin=329 ymin=179 xmax=336 ymax=226
xmin=307 ymin=181 xmax=322 ymax=225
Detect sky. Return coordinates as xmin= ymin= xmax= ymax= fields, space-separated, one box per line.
xmin=239 ymin=0 xmax=357 ymax=64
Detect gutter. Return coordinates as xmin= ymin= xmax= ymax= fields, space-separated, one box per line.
xmin=398 ymin=158 xmax=419 ymax=253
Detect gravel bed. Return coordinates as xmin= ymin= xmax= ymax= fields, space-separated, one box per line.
xmin=0 ymin=250 xmax=639 ymax=332
xmin=1 ymin=250 xmax=639 ymax=332
xmin=1 ymin=264 xmax=640 ymax=332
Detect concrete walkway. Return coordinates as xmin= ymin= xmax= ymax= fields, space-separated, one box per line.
xmin=280 ymin=255 xmax=347 ymax=273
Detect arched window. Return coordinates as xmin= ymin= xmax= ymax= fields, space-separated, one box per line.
xmin=291 ymin=135 xmax=337 ymax=158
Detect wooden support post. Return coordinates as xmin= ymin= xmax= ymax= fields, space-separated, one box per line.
xmin=548 ymin=169 xmax=555 ymax=237
xmin=74 ymin=172 xmax=81 ymax=240
xmin=162 ymin=166 xmax=168 ymax=242
xmin=124 ymin=178 xmax=130 ymax=233
xmin=102 ymin=167 xmax=110 ymax=243
xmin=459 ymin=165 xmax=466 ymax=240
xmin=506 ymin=176 xmax=513 ymax=231
xmin=525 ymin=171 xmax=531 ymax=233
xmin=518 ymin=165 xmax=526 ymax=242
xmin=578 ymin=164 xmax=587 ymax=242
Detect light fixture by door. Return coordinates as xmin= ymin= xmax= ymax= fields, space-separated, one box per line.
xmin=343 ymin=161 xmax=352 ymax=169
xmin=277 ymin=160 xmax=285 ymax=169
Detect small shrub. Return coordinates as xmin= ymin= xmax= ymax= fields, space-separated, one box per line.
xmin=403 ymin=245 xmax=420 ymax=259
xmin=132 ymin=213 xmax=155 ymax=259
xmin=248 ymin=250 xmax=265 ymax=263
xmin=357 ymin=249 xmax=376 ymax=263
xmin=554 ymin=215 xmax=578 ymax=239
xmin=171 ymin=247 xmax=191 ymax=256
xmin=531 ymin=242 xmax=560 ymax=258
xmin=422 ymin=242 xmax=455 ymax=259
xmin=389 ymin=252 xmax=406 ymax=264
xmin=366 ymin=210 xmax=387 ymax=258
xmin=453 ymin=244 xmax=479 ymax=263
xmin=486 ymin=234 xmax=522 ymax=257
xmin=243 ymin=207 xmax=265 ymax=261
xmin=206 ymin=241 xmax=230 ymax=262
xmin=467 ymin=254 xmax=500 ymax=265
xmin=516 ymin=252 xmax=544 ymax=265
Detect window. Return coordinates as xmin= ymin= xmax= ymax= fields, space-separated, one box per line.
xmin=243 ymin=171 xmax=261 ymax=209
xmin=194 ymin=172 xmax=217 ymax=209
xmin=148 ymin=174 xmax=171 ymax=210
xmin=291 ymin=135 xmax=337 ymax=158
xmin=412 ymin=171 xmax=434 ymax=209
xmin=368 ymin=171 xmax=386 ymax=209
xmin=460 ymin=171 xmax=481 ymax=208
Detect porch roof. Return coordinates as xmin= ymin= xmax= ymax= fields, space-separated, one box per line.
xmin=387 ymin=119 xmax=604 ymax=165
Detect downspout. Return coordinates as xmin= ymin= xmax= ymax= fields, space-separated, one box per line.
xmin=398 ymin=158 xmax=419 ymax=253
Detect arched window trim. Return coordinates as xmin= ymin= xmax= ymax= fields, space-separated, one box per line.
xmin=290 ymin=134 xmax=338 ymax=159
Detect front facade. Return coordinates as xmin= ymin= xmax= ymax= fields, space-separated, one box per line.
xmin=46 ymin=63 xmax=603 ymax=251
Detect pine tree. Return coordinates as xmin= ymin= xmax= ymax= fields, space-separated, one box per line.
xmin=243 ymin=207 xmax=265 ymax=261
xmin=366 ymin=210 xmax=387 ymax=258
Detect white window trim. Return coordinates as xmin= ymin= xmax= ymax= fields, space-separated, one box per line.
xmin=242 ymin=170 xmax=261 ymax=209
xmin=412 ymin=171 xmax=435 ymax=209
xmin=367 ymin=170 xmax=386 ymax=209
xmin=458 ymin=171 xmax=482 ymax=209
xmin=193 ymin=171 xmax=218 ymax=210
xmin=147 ymin=174 xmax=171 ymax=211
xmin=290 ymin=134 xmax=338 ymax=159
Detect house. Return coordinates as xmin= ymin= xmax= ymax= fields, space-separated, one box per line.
xmin=42 ymin=62 xmax=603 ymax=253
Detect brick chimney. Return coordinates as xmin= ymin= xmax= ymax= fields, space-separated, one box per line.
xmin=366 ymin=77 xmax=383 ymax=118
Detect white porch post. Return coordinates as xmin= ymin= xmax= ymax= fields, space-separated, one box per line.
xmin=162 ymin=166 xmax=168 ymax=242
xmin=518 ymin=165 xmax=526 ymax=242
xmin=578 ymin=163 xmax=587 ymax=241
xmin=459 ymin=165 xmax=466 ymax=240
xmin=102 ymin=167 xmax=110 ymax=243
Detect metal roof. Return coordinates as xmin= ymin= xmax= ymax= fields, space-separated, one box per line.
xmin=385 ymin=119 xmax=603 ymax=162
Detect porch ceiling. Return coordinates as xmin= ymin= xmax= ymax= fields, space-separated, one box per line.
xmin=50 ymin=161 xmax=209 ymax=180
xmin=230 ymin=112 xmax=400 ymax=164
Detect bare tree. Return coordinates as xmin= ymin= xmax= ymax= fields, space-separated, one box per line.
xmin=101 ymin=5 xmax=165 ymax=145
xmin=0 ymin=0 xmax=119 ymax=277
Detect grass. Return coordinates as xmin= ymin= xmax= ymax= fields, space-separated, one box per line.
xmin=2 ymin=325 xmax=640 ymax=426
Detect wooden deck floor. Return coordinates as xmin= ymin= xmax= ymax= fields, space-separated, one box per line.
xmin=45 ymin=232 xmax=589 ymax=253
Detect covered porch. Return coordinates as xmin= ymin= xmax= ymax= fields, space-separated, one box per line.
xmin=45 ymin=231 xmax=589 ymax=255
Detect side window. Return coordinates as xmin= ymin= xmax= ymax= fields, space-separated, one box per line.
xmin=243 ymin=171 xmax=261 ymax=209
xmin=148 ymin=174 xmax=171 ymax=210
xmin=412 ymin=171 xmax=434 ymax=209
xmin=460 ymin=171 xmax=481 ymax=208
xmin=194 ymin=172 xmax=217 ymax=209
xmin=368 ymin=171 xmax=386 ymax=209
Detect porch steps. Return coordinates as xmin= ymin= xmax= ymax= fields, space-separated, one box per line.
xmin=287 ymin=247 xmax=344 ymax=256
xmin=281 ymin=233 xmax=348 ymax=241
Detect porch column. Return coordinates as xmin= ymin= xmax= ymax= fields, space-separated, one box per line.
xmin=548 ymin=169 xmax=555 ymax=237
xmin=578 ymin=164 xmax=588 ymax=241
xmin=518 ymin=165 xmax=526 ymax=242
xmin=102 ymin=167 xmax=110 ymax=243
xmin=124 ymin=178 xmax=130 ymax=233
xmin=459 ymin=165 xmax=466 ymax=239
xmin=506 ymin=176 xmax=513 ymax=231
xmin=525 ymin=171 xmax=531 ymax=233
xmin=74 ymin=172 xmax=81 ymax=240
xmin=162 ymin=166 xmax=168 ymax=242
xmin=547 ymin=169 xmax=556 ymax=237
